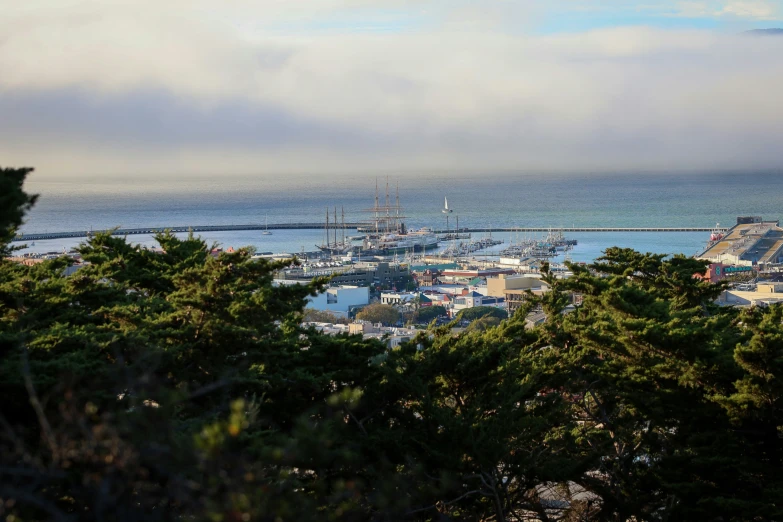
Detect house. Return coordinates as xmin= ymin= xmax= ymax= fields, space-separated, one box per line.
xmin=450 ymin=291 xmax=506 ymax=316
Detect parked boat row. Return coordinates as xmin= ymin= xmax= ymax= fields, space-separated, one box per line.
xmin=499 ymin=230 xmax=577 ymax=259
xmin=441 ymin=236 xmax=505 ymax=257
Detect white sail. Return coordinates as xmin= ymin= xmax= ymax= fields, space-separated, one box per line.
xmin=442 ymin=196 xmax=453 ymax=213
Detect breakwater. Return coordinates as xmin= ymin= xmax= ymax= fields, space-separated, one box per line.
xmin=13 ymin=225 xmax=726 ymax=242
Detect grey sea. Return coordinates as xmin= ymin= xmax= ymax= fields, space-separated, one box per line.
xmin=18 ymin=171 xmax=783 ymax=263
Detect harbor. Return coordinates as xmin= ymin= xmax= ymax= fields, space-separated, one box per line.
xmin=13 ymin=181 xmax=730 ymax=268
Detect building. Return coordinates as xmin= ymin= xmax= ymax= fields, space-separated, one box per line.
xmin=417 ymin=284 xmax=470 ymax=295
xmin=306 ymin=286 xmax=370 ymax=317
xmin=439 ymin=267 xmax=515 ymax=283
xmin=486 ymin=273 xmax=547 ymax=298
xmin=719 ymin=282 xmax=783 ymax=306
xmin=421 ymin=292 xmax=451 ymax=307
xmin=694 ymin=263 xmax=757 ymax=283
xmin=698 ymin=217 xmax=783 ymax=267
xmin=415 ymin=268 xmax=440 ymax=287
xmin=346 ymin=321 xmax=419 ymax=348
xmin=277 ymin=261 xmax=410 ymax=287
xmin=380 ymin=291 xmax=418 ymax=306
xmin=450 ymin=291 xmax=506 ymax=316
xmin=484 ymin=274 xmax=551 ymax=314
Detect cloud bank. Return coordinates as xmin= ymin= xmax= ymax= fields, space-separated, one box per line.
xmin=1 ymin=1 xmax=782 ymax=178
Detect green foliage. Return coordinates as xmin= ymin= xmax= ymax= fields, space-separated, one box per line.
xmin=456 ymin=305 xmax=508 ymax=322
xmin=415 ymin=304 xmax=448 ymax=324
xmin=3 ymin=170 xmax=783 ymax=521
xmin=355 ymin=302 xmax=399 ymax=325
xmin=0 ymin=166 xmax=38 ymax=255
xmin=303 ymin=308 xmax=348 ymax=324
xmin=536 ymin=249 xmax=783 ymax=521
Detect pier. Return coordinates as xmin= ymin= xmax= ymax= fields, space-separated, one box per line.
xmin=12 ymin=223 xmax=365 ymax=242
xmin=441 ymin=227 xmax=726 ymax=233
xmin=13 ymin=224 xmax=727 ymax=242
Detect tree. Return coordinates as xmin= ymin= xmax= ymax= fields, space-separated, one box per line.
xmin=355 ymin=302 xmax=399 ymax=325
xmin=535 ymin=249 xmax=783 ymax=521
xmin=303 ymin=308 xmax=348 ymax=324
xmin=416 ymin=304 xmax=448 ymax=324
xmin=456 ymin=305 xmax=508 ymax=322
xmin=0 ymin=169 xmax=397 ymax=520
xmin=0 ymin=166 xmax=38 ymax=256
xmin=380 ymin=301 xmax=582 ymax=521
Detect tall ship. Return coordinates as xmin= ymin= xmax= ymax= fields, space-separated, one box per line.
xmin=316 ymin=206 xmax=354 ymax=255
xmin=363 ymin=227 xmax=439 ymax=254
xmin=358 ymin=179 xmax=440 ymax=254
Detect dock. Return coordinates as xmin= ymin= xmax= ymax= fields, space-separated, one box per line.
xmin=13 ymin=225 xmax=726 ymax=242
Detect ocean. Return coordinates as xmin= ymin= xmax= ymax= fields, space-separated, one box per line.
xmin=17 ymin=171 xmax=783 ymax=262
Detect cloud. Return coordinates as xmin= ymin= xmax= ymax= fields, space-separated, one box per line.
xmin=718 ymin=1 xmax=782 ymax=19
xmin=1 ymin=1 xmax=782 ymax=177
xmin=671 ymin=0 xmax=783 ymax=19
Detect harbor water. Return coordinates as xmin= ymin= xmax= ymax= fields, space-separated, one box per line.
xmin=17 ymin=171 xmax=782 ymax=261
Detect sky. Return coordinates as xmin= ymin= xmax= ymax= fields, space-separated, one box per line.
xmin=1 ymin=0 xmax=782 ymax=180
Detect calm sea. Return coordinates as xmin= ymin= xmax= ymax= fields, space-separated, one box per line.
xmin=17 ymin=171 xmax=783 ymax=262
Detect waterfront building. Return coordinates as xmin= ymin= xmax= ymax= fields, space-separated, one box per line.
xmin=698 ymin=217 xmax=783 ymax=267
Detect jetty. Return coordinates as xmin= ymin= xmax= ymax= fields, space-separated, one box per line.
xmin=13 ymin=223 xmax=364 ymax=242
xmin=13 ymin=225 xmax=727 ymax=243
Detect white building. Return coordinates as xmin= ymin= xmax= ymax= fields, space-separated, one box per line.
xmin=380 ymin=291 xmax=418 ymax=306
xmin=306 ymin=286 xmax=369 ymax=317
xmin=450 ymin=292 xmax=506 ymax=317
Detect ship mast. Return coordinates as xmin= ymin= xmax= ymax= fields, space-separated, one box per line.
xmin=385 ymin=176 xmax=390 ymax=233
xmin=334 ymin=206 xmax=338 ymax=248
xmin=396 ymin=181 xmax=400 ymax=233
xmin=325 ymin=207 xmax=329 ymax=248
xmin=361 ymin=178 xmax=407 ymax=238
xmin=375 ymin=178 xmax=379 ymax=236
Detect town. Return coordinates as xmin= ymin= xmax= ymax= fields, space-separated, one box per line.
xmin=13 ymin=214 xmax=783 ymax=350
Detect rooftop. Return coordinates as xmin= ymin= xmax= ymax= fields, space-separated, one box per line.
xmin=698 ymin=220 xmax=783 ymax=265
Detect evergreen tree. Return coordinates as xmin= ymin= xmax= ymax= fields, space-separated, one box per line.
xmin=356 ymin=302 xmax=400 ymax=325
xmin=0 ymin=166 xmax=38 ymax=256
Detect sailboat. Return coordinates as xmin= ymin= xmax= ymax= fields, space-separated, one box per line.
xmin=262 ymin=215 xmax=272 ymax=235
xmin=442 ymin=197 xmax=453 ymax=214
